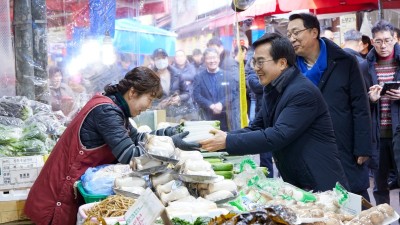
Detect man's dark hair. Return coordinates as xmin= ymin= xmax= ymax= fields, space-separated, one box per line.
xmin=252 ymin=32 xmax=296 ymax=67
xmin=361 ymin=35 xmax=373 ymax=51
xmin=207 ymin=37 xmax=223 ymax=47
xmin=321 ymin=26 xmax=333 ymax=32
xmin=233 ymin=45 xmax=248 ymax=56
xmin=344 ymin=29 xmax=362 ymax=42
xmin=395 ymin=27 xmax=400 ymax=38
xmin=289 ymin=13 xmax=320 ymax=38
xmin=192 ymin=48 xmax=202 ymax=56
xmin=49 ymin=66 xmax=62 ymax=78
xmin=371 ymin=20 xmax=394 ymax=38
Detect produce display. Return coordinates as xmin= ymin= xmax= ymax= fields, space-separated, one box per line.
xmin=0 ymin=96 xmax=65 ymax=156
xmin=84 ymin=195 xmax=135 ymax=217
xmin=77 ymin=136 xmax=399 ymax=225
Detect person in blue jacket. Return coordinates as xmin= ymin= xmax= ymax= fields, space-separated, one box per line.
xmin=200 ymin=32 xmax=349 ymax=192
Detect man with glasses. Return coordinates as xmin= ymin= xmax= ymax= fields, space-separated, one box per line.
xmin=200 ymin=33 xmax=349 ymax=192
xmin=193 ymin=48 xmax=233 ymax=131
xmin=287 ymin=13 xmax=372 ymax=201
xmin=367 ymin=20 xmax=400 ymax=205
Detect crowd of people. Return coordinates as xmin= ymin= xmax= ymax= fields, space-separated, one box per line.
xmin=45 ymin=12 xmax=400 ymax=209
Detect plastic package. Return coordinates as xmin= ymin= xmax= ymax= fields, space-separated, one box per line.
xmin=142 ymin=134 xmax=180 ymax=164
xmin=81 ymin=164 xmax=131 ymax=195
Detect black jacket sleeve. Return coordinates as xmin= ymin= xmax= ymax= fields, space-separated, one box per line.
xmin=86 ymin=104 xmax=143 ymax=164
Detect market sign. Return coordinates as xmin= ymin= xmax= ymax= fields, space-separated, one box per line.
xmin=124 ymin=188 xmax=172 ymax=225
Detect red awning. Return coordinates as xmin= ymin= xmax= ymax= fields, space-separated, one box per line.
xmin=382 ymin=0 xmax=400 ymax=9
xmin=277 ymin=0 xmax=396 ymax=14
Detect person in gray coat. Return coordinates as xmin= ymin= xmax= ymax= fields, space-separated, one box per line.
xmin=200 ymin=33 xmax=349 ymax=192
xmin=287 ymin=13 xmax=372 ymax=200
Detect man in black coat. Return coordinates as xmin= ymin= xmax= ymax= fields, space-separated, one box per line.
xmin=200 ymin=32 xmax=349 ymax=192
xmin=367 ymin=20 xmax=400 ymax=205
xmin=342 ymin=29 xmax=370 ymax=91
xmin=287 ymin=13 xmax=372 ymax=201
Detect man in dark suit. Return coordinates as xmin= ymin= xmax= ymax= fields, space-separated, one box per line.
xmin=193 ymin=48 xmax=234 ymax=131
xmin=287 ymin=13 xmax=372 ymax=200
xmin=200 ymin=33 xmax=349 ymax=192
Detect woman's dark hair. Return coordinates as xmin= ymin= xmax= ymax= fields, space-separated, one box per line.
xmin=49 ymin=66 xmax=62 ymax=78
xmin=104 ymin=66 xmax=163 ymax=98
xmin=252 ymin=32 xmax=296 ymax=67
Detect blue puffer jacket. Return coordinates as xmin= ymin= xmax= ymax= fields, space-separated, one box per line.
xmin=80 ymin=94 xmax=174 ymax=164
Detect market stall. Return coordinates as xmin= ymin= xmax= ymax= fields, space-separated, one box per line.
xmin=68 ymin=121 xmax=399 ymax=225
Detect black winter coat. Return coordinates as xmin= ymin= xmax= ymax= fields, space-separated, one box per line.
xmin=366 ymin=44 xmax=400 ymax=170
xmin=316 ymin=38 xmax=372 ymax=193
xmin=226 ymin=66 xmax=349 ymax=192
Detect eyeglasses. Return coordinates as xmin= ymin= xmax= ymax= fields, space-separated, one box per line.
xmin=374 ymin=38 xmax=393 ymax=46
xmin=251 ymin=58 xmax=274 ymax=69
xmin=287 ymin=28 xmax=309 ymax=39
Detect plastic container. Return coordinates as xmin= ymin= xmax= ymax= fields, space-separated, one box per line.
xmin=77 ymin=181 xmax=108 ymax=203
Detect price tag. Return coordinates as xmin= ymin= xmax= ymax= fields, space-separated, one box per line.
xmin=124 ymin=188 xmax=166 ymax=225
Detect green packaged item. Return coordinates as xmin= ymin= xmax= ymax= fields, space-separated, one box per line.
xmin=204 ymin=158 xmax=222 ymax=163
xmin=211 ymin=162 xmax=233 ymax=171
xmin=215 ymin=171 xmax=234 ymax=179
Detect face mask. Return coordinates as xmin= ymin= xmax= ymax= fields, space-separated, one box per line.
xmin=155 ymin=59 xmax=169 ymax=70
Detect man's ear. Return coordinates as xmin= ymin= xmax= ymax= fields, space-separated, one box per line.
xmin=311 ymin=28 xmax=319 ymax=39
xmin=279 ymin=58 xmax=288 ymax=71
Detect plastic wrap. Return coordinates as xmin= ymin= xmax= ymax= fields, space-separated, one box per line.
xmin=0 ymin=96 xmax=33 ymax=121
xmin=81 ymin=164 xmax=131 ymax=195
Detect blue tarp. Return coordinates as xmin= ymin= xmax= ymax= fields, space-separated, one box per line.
xmin=113 ymin=18 xmax=177 ymax=56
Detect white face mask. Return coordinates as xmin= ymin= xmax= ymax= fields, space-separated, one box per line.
xmin=155 ymin=59 xmax=169 ymax=70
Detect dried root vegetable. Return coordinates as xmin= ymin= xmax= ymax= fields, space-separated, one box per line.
xmin=84 ymin=195 xmax=135 ymax=218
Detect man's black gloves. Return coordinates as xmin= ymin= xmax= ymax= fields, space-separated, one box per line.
xmin=171 ymin=131 xmax=201 ymax=151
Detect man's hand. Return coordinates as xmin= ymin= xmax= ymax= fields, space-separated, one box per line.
xmin=357 ymin=156 xmax=369 ymax=165
xmin=368 ymin=84 xmax=382 ymax=102
xmin=170 ymin=95 xmax=181 ymax=105
xmin=385 ymin=89 xmax=400 ymax=100
xmin=199 ymin=129 xmax=227 ymax=152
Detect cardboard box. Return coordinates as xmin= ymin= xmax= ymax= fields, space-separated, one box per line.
xmin=0 ymin=200 xmax=28 ymax=223
xmin=132 ymin=110 xmax=166 ymax=131
xmin=0 ymin=156 xmax=44 ymax=191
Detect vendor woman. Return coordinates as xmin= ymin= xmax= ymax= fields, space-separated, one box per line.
xmin=25 ymin=66 xmax=199 ymax=225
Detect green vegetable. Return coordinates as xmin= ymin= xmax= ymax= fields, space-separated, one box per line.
xmin=171 ymin=217 xmax=209 ymax=225
xmin=0 ymin=126 xmax=23 ymax=145
xmin=22 ymin=122 xmax=48 ymax=141
xmin=171 ymin=217 xmax=192 ymax=225
xmin=0 ymin=101 xmax=32 ymax=121
xmin=211 ymin=163 xmax=233 ymax=171
xmin=204 ymin=158 xmax=222 ymax=163
xmin=257 ymin=167 xmax=269 ymax=176
xmin=215 ymin=171 xmax=234 ymax=179
xmin=193 ymin=217 xmax=210 ymax=225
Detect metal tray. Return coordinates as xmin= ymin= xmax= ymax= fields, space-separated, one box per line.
xmin=146 ymin=153 xmax=180 ymax=164
xmin=173 ymin=173 xmax=224 ymax=183
xmin=214 ymin=191 xmax=238 ymax=205
xmin=113 ymin=187 xmax=141 ymax=199
xmin=131 ymin=164 xmax=169 ymax=176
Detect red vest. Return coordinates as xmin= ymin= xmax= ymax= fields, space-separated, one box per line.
xmin=25 ymin=95 xmax=117 ymax=225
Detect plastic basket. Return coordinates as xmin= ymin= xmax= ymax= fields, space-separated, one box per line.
xmin=77 ymin=181 xmax=108 ymax=203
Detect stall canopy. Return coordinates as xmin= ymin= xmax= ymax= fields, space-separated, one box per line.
xmin=228 ymin=0 xmax=400 ymax=20
xmin=112 ymin=18 xmax=177 ymax=55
